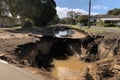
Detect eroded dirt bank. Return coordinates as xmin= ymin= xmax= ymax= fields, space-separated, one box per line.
xmin=14 ymin=33 xmax=120 ymax=80
xmin=0 ymin=28 xmax=120 ymax=80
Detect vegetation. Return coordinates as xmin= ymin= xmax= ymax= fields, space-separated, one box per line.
xmin=104 ymin=23 xmax=116 ymax=27
xmin=66 ymin=24 xmax=103 ymax=33
xmin=23 ymin=18 xmax=34 ymax=28
xmin=107 ymin=8 xmax=120 ymax=15
xmin=59 ymin=19 xmax=66 ymax=24
xmin=49 ymin=15 xmax=60 ymax=25
xmin=97 ymin=20 xmax=104 ymax=27
xmin=0 ymin=1 xmax=9 ymax=16
xmin=67 ymin=11 xmax=81 ymax=19
xmin=1 ymin=0 xmax=56 ymax=27
xmin=77 ymin=15 xmax=88 ymax=26
xmin=61 ymin=11 xmax=81 ymax=25
xmin=1 ymin=0 xmax=120 ymax=28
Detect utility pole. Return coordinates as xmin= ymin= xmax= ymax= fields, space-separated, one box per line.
xmin=88 ymin=0 xmax=91 ymax=28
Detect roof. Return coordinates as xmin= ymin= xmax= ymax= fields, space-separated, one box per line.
xmin=99 ymin=18 xmax=120 ymax=21
xmin=96 ymin=14 xmax=120 ymax=18
xmin=0 ymin=16 xmax=17 ymax=20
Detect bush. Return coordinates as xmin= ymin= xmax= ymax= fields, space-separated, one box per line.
xmin=22 ymin=18 xmax=34 ymax=28
xmin=104 ymin=23 xmax=116 ymax=27
xmin=97 ymin=20 xmax=104 ymax=27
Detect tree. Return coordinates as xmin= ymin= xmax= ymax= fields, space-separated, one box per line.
xmin=67 ymin=11 xmax=76 ymax=19
xmin=0 ymin=0 xmax=9 ymax=16
xmin=66 ymin=11 xmax=81 ymax=24
xmin=78 ymin=15 xmax=88 ymax=26
xmin=75 ymin=12 xmax=81 ymax=19
xmin=49 ymin=15 xmax=59 ymax=25
xmin=107 ymin=8 xmax=120 ymax=15
xmin=67 ymin=11 xmax=81 ymax=19
xmin=4 ymin=0 xmax=56 ymax=26
xmin=34 ymin=0 xmax=56 ymax=26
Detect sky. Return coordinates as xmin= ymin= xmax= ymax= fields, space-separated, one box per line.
xmin=54 ymin=0 xmax=120 ymax=18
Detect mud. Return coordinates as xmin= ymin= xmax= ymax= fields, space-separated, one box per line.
xmin=14 ymin=32 xmax=120 ymax=80
xmin=0 ymin=27 xmax=120 ymax=80
xmin=51 ymin=57 xmax=90 ymax=79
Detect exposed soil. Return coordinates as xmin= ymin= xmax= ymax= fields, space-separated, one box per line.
xmin=0 ymin=28 xmax=57 ymax=80
xmin=0 ymin=27 xmax=120 ymax=80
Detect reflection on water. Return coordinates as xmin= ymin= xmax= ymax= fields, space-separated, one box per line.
xmin=51 ymin=57 xmax=90 ymax=79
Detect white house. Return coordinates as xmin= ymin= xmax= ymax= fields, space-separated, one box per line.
xmin=97 ymin=18 xmax=120 ymax=23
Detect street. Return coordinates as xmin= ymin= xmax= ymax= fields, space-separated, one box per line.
xmin=91 ymin=26 xmax=120 ymax=33
xmin=0 ymin=60 xmax=45 ymax=80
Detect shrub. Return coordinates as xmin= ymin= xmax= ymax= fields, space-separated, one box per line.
xmin=97 ymin=20 xmax=104 ymax=27
xmin=22 ymin=18 xmax=34 ymax=28
xmin=104 ymin=23 xmax=116 ymax=27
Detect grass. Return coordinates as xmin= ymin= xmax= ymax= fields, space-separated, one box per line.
xmin=46 ymin=24 xmax=104 ymax=33
xmin=66 ymin=25 xmax=104 ymax=33
xmin=3 ymin=24 xmax=120 ymax=33
xmin=0 ymin=26 xmax=21 ymax=30
xmin=80 ymin=27 xmax=103 ymax=33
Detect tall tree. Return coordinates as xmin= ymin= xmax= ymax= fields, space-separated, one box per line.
xmin=34 ymin=0 xmax=56 ymax=26
xmin=107 ymin=8 xmax=120 ymax=15
xmin=77 ymin=15 xmax=88 ymax=26
xmin=67 ymin=11 xmax=81 ymax=19
xmin=67 ymin=11 xmax=81 ymax=24
xmin=5 ymin=0 xmax=56 ymax=26
xmin=67 ymin=11 xmax=76 ymax=19
xmin=0 ymin=0 xmax=9 ymax=16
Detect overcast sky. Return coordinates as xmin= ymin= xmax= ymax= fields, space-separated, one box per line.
xmin=54 ymin=0 xmax=120 ymax=18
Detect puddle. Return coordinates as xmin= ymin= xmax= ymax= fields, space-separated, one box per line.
xmin=51 ymin=57 xmax=90 ymax=79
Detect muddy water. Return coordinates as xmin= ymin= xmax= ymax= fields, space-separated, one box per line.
xmin=51 ymin=56 xmax=90 ymax=79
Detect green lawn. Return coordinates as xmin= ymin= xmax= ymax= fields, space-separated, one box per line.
xmin=67 ymin=25 xmax=104 ymax=33
xmin=4 ymin=24 xmax=118 ymax=34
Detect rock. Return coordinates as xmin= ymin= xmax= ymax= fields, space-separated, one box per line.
xmin=113 ymin=65 xmax=120 ymax=70
xmin=79 ymin=57 xmax=120 ymax=80
xmin=79 ymin=67 xmax=90 ymax=80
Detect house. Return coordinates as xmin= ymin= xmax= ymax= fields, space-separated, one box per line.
xmin=78 ymin=14 xmax=120 ymax=27
xmin=0 ymin=16 xmax=21 ymax=27
xmin=93 ymin=15 xmax=120 ymax=27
